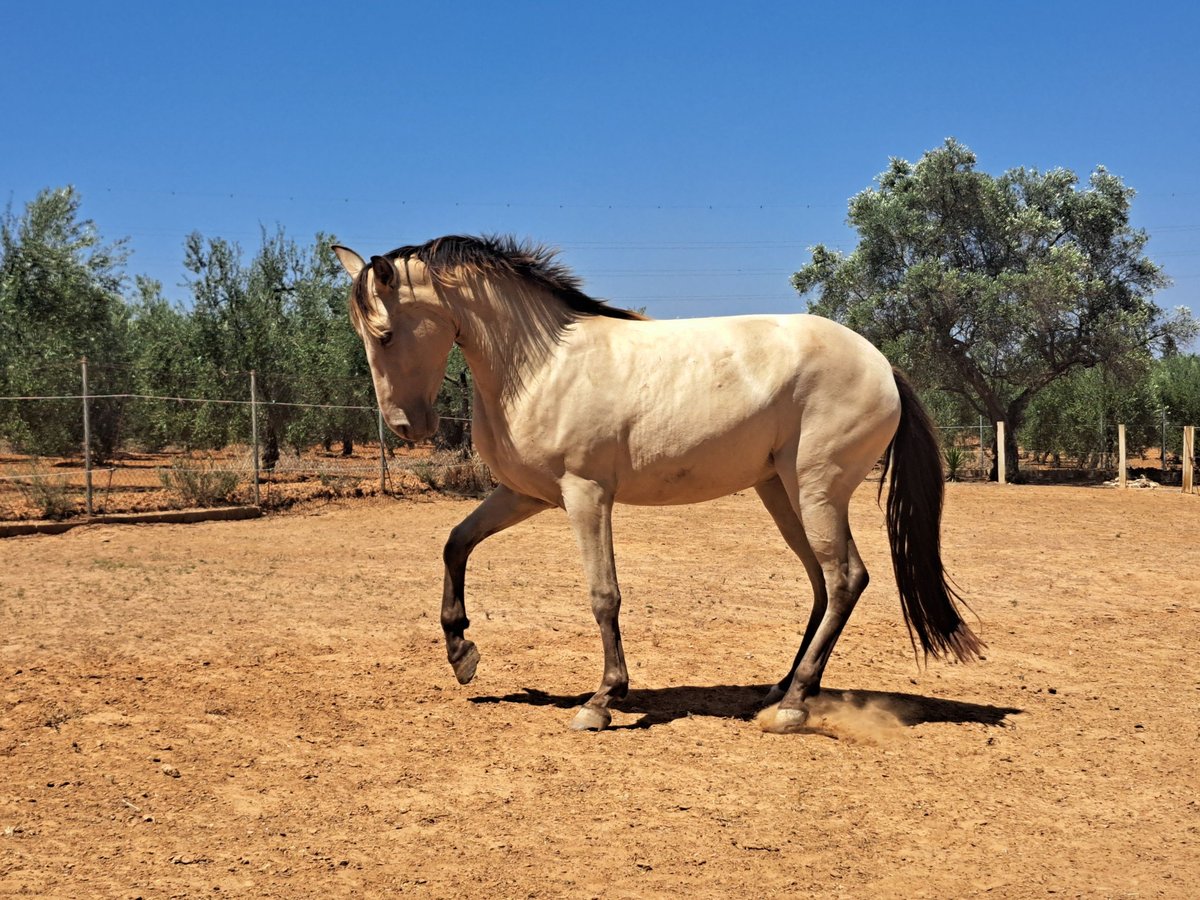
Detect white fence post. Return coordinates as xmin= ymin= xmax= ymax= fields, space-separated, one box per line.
xmin=1118 ymin=424 xmax=1127 ymax=488
xmin=1184 ymin=426 xmax=1195 ymax=495
xmin=996 ymin=421 xmax=1006 ymax=485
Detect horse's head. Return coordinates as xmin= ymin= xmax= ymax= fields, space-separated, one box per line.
xmin=333 ymin=245 xmax=457 ymax=442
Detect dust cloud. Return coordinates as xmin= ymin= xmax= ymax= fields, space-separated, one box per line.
xmin=758 ymin=691 xmax=904 ymax=743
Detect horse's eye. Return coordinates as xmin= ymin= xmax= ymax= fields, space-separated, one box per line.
xmin=379 ymin=331 xmax=393 ymax=348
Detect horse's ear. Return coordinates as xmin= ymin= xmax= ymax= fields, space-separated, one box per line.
xmin=371 ymin=255 xmax=397 ymax=289
xmin=332 ymin=245 xmax=365 ymax=279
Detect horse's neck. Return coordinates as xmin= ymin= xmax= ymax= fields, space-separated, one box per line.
xmin=450 ymin=277 xmax=575 ymax=407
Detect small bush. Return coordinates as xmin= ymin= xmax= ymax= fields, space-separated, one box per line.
xmin=17 ymin=464 xmax=76 ymax=520
xmin=944 ymin=445 xmax=965 ymax=482
xmin=317 ymin=471 xmax=355 ymax=491
xmin=408 ymin=451 xmax=495 ymax=497
xmin=158 ymin=457 xmax=240 ymax=507
xmin=411 ymin=460 xmax=437 ymax=488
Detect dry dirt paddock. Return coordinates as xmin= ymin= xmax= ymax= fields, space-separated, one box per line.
xmin=1 ymin=483 xmax=1198 ymax=898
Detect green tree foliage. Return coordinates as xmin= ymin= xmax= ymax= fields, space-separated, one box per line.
xmin=183 ymin=228 xmax=382 ymax=467
xmin=1020 ymin=364 xmax=1158 ymax=468
xmin=280 ymin=236 xmax=376 ymax=457
xmin=0 ymin=186 xmax=487 ymax=469
xmin=792 ymin=140 xmax=1197 ymax=480
xmin=184 ymin=229 xmax=282 ymax=461
xmin=125 ymin=277 xmax=217 ymax=450
xmin=1019 ymin=354 xmax=1200 ymax=471
xmin=1152 ymin=353 xmax=1200 ymax=430
xmin=0 ymin=187 xmax=131 ymax=461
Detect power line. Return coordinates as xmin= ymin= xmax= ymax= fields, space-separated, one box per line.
xmin=93 ymin=184 xmax=847 ymax=213
xmin=82 ymin=181 xmax=1200 ymax=228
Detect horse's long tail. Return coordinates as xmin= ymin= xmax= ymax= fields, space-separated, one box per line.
xmin=880 ymin=369 xmax=984 ymax=663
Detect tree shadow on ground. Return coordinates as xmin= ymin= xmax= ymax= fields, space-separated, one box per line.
xmin=468 ymin=684 xmax=1022 ymax=731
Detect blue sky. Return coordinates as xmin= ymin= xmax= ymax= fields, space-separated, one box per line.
xmin=3 ymin=1 xmax=1198 ymax=330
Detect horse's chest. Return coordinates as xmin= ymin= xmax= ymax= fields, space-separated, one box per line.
xmin=471 ymin=419 xmax=565 ymax=505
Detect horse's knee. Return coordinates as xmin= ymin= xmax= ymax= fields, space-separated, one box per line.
xmin=442 ymin=526 xmax=472 ymax=571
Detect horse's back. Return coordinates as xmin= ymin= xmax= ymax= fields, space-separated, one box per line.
xmin=586 ymin=313 xmax=898 ymax=430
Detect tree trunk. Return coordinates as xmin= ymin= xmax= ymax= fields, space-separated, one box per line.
xmin=1001 ymin=397 xmax=1034 ymax=484
xmin=1003 ymin=422 xmax=1022 ymax=482
xmin=262 ymin=428 xmax=279 ymax=471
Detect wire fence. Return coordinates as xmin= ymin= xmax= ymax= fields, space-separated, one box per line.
xmin=0 ymin=366 xmax=491 ymax=522
xmin=2 ymin=366 xmax=1196 ymax=522
xmin=938 ymin=417 xmax=1197 ymax=485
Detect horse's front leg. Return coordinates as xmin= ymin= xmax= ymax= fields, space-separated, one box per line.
xmin=561 ymin=476 xmax=627 ymax=731
xmin=442 ymin=484 xmax=550 ymax=684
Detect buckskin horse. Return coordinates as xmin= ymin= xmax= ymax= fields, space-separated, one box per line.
xmin=332 ymin=235 xmax=981 ymax=733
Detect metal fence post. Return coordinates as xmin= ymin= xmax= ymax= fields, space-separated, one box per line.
xmin=250 ymin=370 xmax=261 ymax=507
xmin=81 ymin=356 xmax=93 ymax=516
xmin=978 ymin=415 xmax=985 ymax=473
xmin=378 ymin=406 xmax=387 ymax=495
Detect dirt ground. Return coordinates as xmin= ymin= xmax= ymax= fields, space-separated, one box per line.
xmin=2 ymin=482 xmax=1198 ymax=898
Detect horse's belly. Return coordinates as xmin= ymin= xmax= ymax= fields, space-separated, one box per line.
xmin=615 ymin=443 xmax=775 ymax=506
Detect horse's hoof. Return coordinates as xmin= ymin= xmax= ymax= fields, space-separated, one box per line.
xmin=761 ymin=684 xmax=786 ymax=707
xmin=570 ymin=705 xmax=612 ymax=731
xmin=451 ymin=642 xmax=480 ymax=685
xmin=757 ymin=703 xmax=809 ymax=734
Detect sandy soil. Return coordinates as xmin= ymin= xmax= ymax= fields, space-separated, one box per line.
xmin=2 ymin=483 xmax=1198 ymax=898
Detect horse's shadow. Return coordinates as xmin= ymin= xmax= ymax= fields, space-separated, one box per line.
xmin=468 ymin=683 xmax=1021 ymax=731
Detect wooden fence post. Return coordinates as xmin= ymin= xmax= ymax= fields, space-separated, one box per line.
xmin=1118 ymin=424 xmax=1127 ymax=488
xmin=1184 ymin=426 xmax=1195 ymax=494
xmin=996 ymin=421 xmax=1006 ymax=485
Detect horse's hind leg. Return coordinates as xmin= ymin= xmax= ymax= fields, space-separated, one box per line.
xmin=760 ymin=469 xmax=870 ymax=734
xmin=754 ymin=476 xmax=828 ymax=706
xmin=442 ymin=484 xmax=550 ymax=684
xmin=560 ymin=475 xmax=627 ymax=732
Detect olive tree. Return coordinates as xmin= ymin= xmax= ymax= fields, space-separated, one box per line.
xmin=0 ymin=187 xmax=131 ymax=461
xmin=792 ymin=139 xmax=1196 ymax=480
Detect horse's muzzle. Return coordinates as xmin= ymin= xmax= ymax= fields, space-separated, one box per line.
xmin=387 ymin=409 xmax=439 ymax=443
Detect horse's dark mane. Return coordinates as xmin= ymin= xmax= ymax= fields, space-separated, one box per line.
xmin=386 ymin=235 xmax=647 ymax=321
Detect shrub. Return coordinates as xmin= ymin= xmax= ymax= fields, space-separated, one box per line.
xmin=158 ymin=457 xmax=240 ymax=507
xmin=16 ymin=463 xmax=76 ymax=520
xmin=408 ymin=451 xmax=495 ymax=497
xmin=944 ymin=445 xmax=965 ymax=482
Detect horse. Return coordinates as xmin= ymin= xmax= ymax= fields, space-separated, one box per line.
xmin=332 ymin=235 xmax=982 ymax=733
